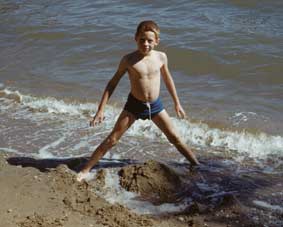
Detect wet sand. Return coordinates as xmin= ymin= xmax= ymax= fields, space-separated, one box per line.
xmin=0 ymin=153 xmax=261 ymax=227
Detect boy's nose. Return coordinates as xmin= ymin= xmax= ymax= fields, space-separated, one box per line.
xmin=143 ymin=40 xmax=149 ymax=45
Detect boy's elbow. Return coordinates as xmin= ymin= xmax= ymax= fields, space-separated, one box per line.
xmin=106 ymin=81 xmax=117 ymax=92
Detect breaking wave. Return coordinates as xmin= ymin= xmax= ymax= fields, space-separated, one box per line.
xmin=1 ymin=87 xmax=282 ymax=160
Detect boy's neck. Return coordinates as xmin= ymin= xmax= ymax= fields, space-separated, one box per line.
xmin=137 ymin=49 xmax=154 ymax=57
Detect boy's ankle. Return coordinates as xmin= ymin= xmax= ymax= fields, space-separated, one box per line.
xmin=80 ymin=169 xmax=89 ymax=174
xmin=77 ymin=171 xmax=91 ymax=182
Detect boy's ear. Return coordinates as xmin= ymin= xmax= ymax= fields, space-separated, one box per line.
xmin=155 ymin=37 xmax=160 ymax=45
xmin=134 ymin=34 xmax=138 ymax=41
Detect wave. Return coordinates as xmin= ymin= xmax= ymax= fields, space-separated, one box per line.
xmin=128 ymin=117 xmax=283 ymax=159
xmin=0 ymin=87 xmax=98 ymax=116
xmin=1 ymin=87 xmax=282 ymax=160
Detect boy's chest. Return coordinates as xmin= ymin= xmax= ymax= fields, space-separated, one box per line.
xmin=129 ymin=59 xmax=162 ymax=77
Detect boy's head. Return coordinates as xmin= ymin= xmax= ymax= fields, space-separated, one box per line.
xmin=135 ymin=20 xmax=160 ymax=40
xmin=135 ymin=21 xmax=160 ymax=55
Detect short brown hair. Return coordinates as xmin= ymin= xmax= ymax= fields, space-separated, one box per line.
xmin=135 ymin=20 xmax=160 ymax=39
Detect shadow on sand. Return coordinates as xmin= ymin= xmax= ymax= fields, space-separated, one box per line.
xmin=7 ymin=156 xmax=140 ymax=172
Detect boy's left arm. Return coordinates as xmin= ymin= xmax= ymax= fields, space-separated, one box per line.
xmin=160 ymin=53 xmax=186 ymax=118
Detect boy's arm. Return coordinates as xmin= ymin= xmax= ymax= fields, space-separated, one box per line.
xmin=160 ymin=53 xmax=186 ymax=119
xmin=90 ymin=56 xmax=127 ymax=126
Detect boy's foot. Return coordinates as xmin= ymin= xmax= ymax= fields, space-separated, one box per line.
xmin=189 ymin=163 xmax=201 ymax=172
xmin=77 ymin=171 xmax=91 ymax=182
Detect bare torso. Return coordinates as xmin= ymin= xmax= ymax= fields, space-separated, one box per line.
xmin=125 ymin=50 xmax=164 ymax=102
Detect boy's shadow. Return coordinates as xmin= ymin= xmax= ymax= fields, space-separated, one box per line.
xmin=7 ymin=156 xmax=139 ymax=172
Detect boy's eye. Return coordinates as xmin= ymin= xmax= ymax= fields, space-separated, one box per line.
xmin=140 ymin=39 xmax=153 ymax=43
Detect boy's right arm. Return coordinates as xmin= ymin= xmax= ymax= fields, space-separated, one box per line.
xmin=90 ymin=56 xmax=128 ymax=126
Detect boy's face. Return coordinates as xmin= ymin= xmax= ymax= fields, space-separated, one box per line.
xmin=135 ymin=31 xmax=159 ymax=55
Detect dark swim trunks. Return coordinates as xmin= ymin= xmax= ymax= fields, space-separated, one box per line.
xmin=124 ymin=93 xmax=164 ymax=120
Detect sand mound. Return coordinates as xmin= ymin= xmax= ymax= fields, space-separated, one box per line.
xmin=18 ymin=213 xmax=66 ymax=227
xmin=119 ymin=160 xmax=185 ymax=204
xmin=50 ymin=165 xmax=153 ymax=227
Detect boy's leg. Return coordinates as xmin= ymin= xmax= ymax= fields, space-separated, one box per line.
xmin=152 ymin=110 xmax=199 ymax=165
xmin=80 ymin=110 xmax=136 ymax=174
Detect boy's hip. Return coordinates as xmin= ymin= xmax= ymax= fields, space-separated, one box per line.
xmin=124 ymin=93 xmax=164 ymax=120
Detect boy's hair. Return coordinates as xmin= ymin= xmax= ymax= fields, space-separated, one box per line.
xmin=135 ymin=20 xmax=160 ymax=39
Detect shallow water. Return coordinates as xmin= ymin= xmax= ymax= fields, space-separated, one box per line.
xmin=1 ymin=0 xmax=283 ymax=225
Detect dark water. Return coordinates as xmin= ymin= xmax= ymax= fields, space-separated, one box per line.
xmin=0 ymin=1 xmax=283 ymax=225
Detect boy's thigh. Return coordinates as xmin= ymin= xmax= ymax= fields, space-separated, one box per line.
xmin=152 ymin=110 xmax=177 ymax=137
xmin=110 ymin=110 xmax=136 ymax=136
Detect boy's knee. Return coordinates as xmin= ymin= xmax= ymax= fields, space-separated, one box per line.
xmin=167 ymin=134 xmax=182 ymax=146
xmin=105 ymin=136 xmax=119 ymax=147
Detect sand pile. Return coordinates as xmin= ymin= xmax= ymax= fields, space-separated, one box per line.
xmin=18 ymin=213 xmax=67 ymax=227
xmin=52 ymin=165 xmax=154 ymax=227
xmin=119 ymin=160 xmax=186 ymax=204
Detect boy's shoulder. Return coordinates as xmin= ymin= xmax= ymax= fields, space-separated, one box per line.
xmin=152 ymin=50 xmax=167 ymax=59
xmin=123 ymin=51 xmax=138 ymax=61
xmin=155 ymin=50 xmax=167 ymax=59
xmin=152 ymin=50 xmax=168 ymax=64
xmin=120 ymin=51 xmax=137 ymax=67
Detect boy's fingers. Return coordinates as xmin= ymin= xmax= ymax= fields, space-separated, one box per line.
xmin=91 ymin=117 xmax=105 ymax=126
xmin=98 ymin=116 xmax=105 ymax=122
xmin=89 ymin=115 xmax=105 ymax=127
xmin=178 ymin=110 xmax=186 ymax=119
xmin=90 ymin=118 xmax=97 ymax=126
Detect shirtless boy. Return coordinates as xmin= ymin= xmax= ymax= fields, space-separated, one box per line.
xmin=77 ymin=20 xmax=199 ymax=181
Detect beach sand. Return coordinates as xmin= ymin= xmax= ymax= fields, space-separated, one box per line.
xmin=0 ymin=153 xmax=257 ymax=227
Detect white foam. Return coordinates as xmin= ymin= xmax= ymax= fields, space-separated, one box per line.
xmin=1 ymin=88 xmax=283 ymax=161
xmin=77 ymin=171 xmax=96 ymax=182
xmin=253 ymin=200 xmax=283 ymax=213
xmin=37 ymin=136 xmax=67 ymax=159
xmin=22 ymin=96 xmax=97 ymax=116
xmin=126 ymin=116 xmax=283 ymax=160
xmin=0 ymin=147 xmax=22 ymax=154
xmin=230 ymin=112 xmax=258 ymax=126
xmin=73 ymin=140 xmax=90 ymax=150
xmin=0 ymin=88 xmax=99 ymax=117
xmin=126 ymin=119 xmax=164 ymax=140
xmin=0 ymin=88 xmax=22 ymax=102
xmin=97 ymin=169 xmax=190 ymax=215
xmin=172 ymin=118 xmax=283 ymax=159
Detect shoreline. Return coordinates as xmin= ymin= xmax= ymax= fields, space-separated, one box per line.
xmin=0 ymin=152 xmax=264 ymax=227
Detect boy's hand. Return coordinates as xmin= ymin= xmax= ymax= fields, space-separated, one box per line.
xmin=175 ymin=104 xmax=186 ymax=119
xmin=90 ymin=111 xmax=105 ymax=126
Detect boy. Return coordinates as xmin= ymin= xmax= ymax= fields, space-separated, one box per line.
xmin=77 ymin=20 xmax=199 ymax=181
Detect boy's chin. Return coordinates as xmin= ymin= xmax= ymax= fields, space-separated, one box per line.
xmin=140 ymin=49 xmax=151 ymax=55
